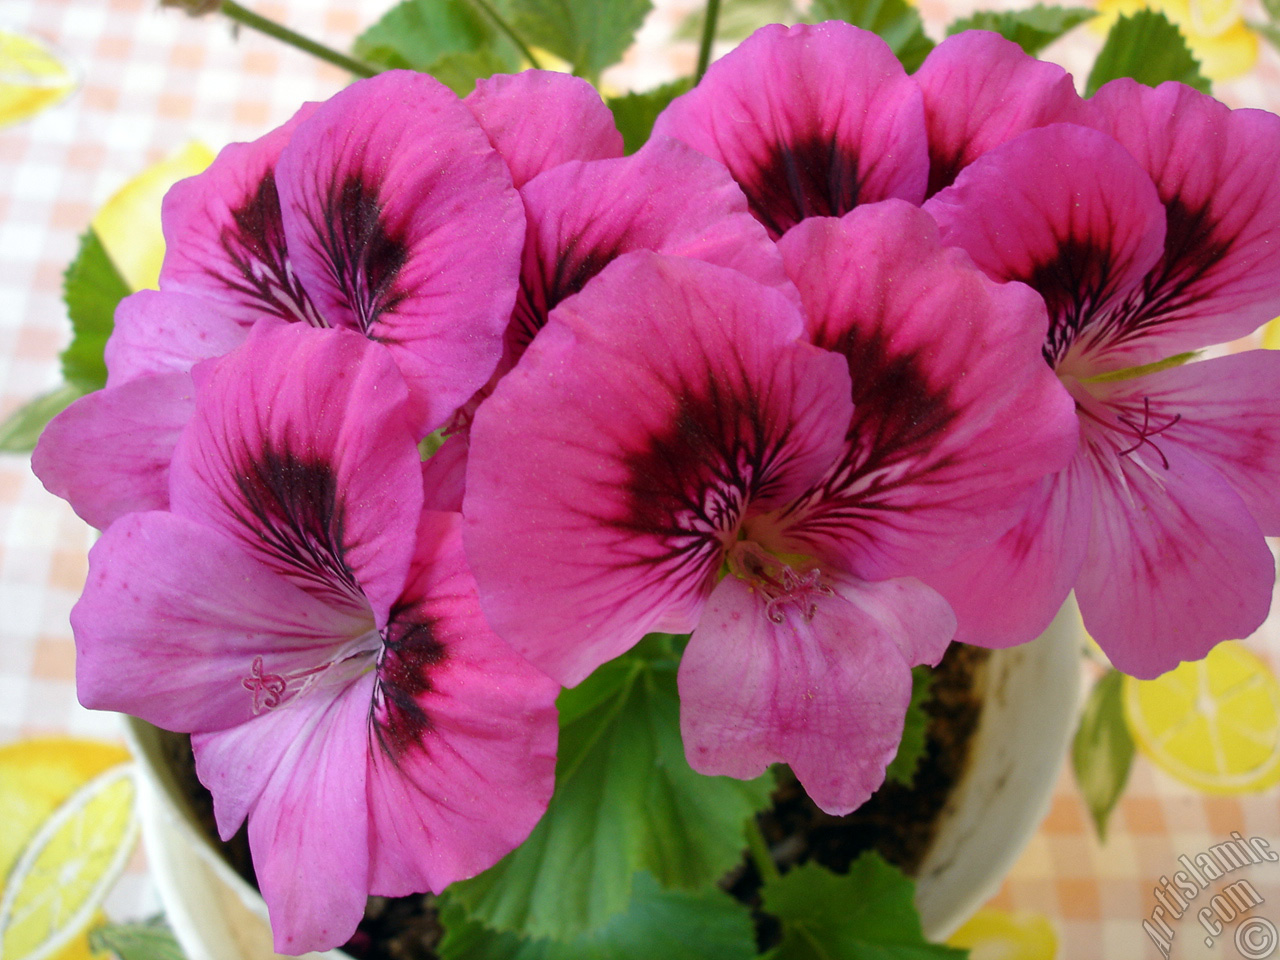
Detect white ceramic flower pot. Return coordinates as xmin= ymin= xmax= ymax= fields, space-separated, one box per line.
xmin=125 ymin=600 xmax=1082 ymax=959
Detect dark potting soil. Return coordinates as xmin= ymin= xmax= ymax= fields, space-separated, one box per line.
xmin=166 ymin=642 xmax=989 ymax=960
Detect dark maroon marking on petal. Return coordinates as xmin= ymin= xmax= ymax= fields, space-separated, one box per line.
xmin=926 ymin=148 xmax=966 ymax=200
xmin=370 ymin=610 xmax=447 ymax=757
xmin=740 ymin=135 xmax=860 ymax=238
xmin=229 ymin=445 xmax=360 ymax=606
xmin=511 ymin=236 xmax=625 ymax=354
xmin=1024 ymin=238 xmax=1124 ymax=366
xmin=217 ymin=172 xmax=323 ymax=326
xmin=309 ymin=174 xmax=410 ymax=336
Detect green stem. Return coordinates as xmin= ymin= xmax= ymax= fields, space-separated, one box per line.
xmin=220 ymin=1 xmax=380 ymax=78
xmin=695 ymin=0 xmax=722 ymax=83
xmin=470 ymin=0 xmax=544 ymax=69
xmin=744 ymin=815 xmax=781 ymax=885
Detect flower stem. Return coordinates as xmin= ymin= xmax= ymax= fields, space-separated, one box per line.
xmin=744 ymin=815 xmax=781 ymax=885
xmin=469 ymin=0 xmax=544 ymax=70
xmin=219 ymin=1 xmax=380 ymax=78
xmin=695 ymin=0 xmax=722 ymax=83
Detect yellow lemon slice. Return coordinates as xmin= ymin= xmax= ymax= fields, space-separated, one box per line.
xmin=0 ymin=738 xmax=138 ymax=960
xmin=1124 ymin=642 xmax=1280 ymax=794
xmin=92 ymin=141 xmax=216 ymax=292
xmin=1262 ymin=317 xmax=1280 ymax=351
xmin=947 ymin=908 xmax=1058 ymax=960
xmin=0 ymin=28 xmax=76 ymax=128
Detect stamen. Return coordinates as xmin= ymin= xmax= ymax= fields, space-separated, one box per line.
xmin=730 ymin=542 xmax=833 ymax=624
xmin=1115 ymin=396 xmax=1181 ymax=470
xmin=240 ymin=647 xmax=373 ymax=714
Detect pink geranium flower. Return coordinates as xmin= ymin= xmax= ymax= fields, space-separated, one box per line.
xmin=922 ymin=81 xmax=1280 ymax=676
xmin=72 ymin=325 xmax=558 ymax=953
xmin=464 ymin=203 xmax=1075 ymax=813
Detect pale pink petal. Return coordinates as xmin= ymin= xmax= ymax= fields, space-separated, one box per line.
xmin=924 ymin=466 xmax=1092 ymax=648
xmin=465 ymin=71 xmax=623 ymax=187
xmin=678 ymin=571 xmax=954 ymax=815
xmin=275 ymin=70 xmax=525 ymax=429
xmin=1087 ymin=80 xmax=1280 ymax=360
xmin=771 ymin=203 xmax=1078 ymax=580
xmin=924 ymin=123 xmax=1167 ymax=375
xmin=159 ymin=102 xmax=322 ymax=326
xmin=652 ymin=21 xmax=928 ymax=237
xmin=104 ymin=290 xmax=249 ymax=387
xmin=465 ymin=252 xmax=852 ymax=686
xmin=1073 ymin=384 xmax=1275 ymax=677
xmin=366 ymin=511 xmax=558 ymax=895
xmin=72 ymin=510 xmax=375 ymax=734
xmin=915 ymin=31 xmax=1087 ymax=197
xmin=169 ymin=325 xmax=423 ymax=622
xmin=32 ymin=372 xmax=194 ymax=529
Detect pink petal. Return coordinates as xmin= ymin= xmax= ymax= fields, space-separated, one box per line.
xmin=274 ymin=70 xmax=525 ymax=430
xmin=914 ymin=31 xmax=1087 ymax=197
xmin=366 ymin=511 xmax=558 ymax=896
xmin=1072 ymin=382 xmax=1275 ymax=677
xmin=169 ymin=325 xmax=423 ymax=623
xmin=104 ymin=291 xmax=250 ymax=387
xmin=420 ymin=434 xmax=468 ymax=513
xmin=72 ymin=510 xmax=375 ymax=734
xmin=772 ymin=203 xmax=1078 ymax=580
xmin=159 ymin=101 xmax=322 ymax=326
xmin=32 ymin=372 xmax=194 ymax=530
xmin=504 ymin=136 xmax=794 ymax=368
xmin=652 ymin=21 xmax=928 ymax=237
xmin=1086 ymin=80 xmax=1280 ymax=360
xmin=465 ymin=71 xmax=624 ymax=187
xmin=465 ymin=252 xmax=852 ymax=686
xmin=924 ymin=123 xmax=1167 ymax=375
xmin=923 ymin=467 xmax=1092 ymax=648
xmin=197 ymin=675 xmax=375 ymax=954
xmin=678 ymin=571 xmax=954 ymax=815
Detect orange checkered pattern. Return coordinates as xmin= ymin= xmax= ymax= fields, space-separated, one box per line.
xmin=3 ymin=0 xmax=1280 ymax=953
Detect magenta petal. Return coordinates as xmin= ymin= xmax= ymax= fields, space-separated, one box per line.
xmin=914 ymin=31 xmax=1087 ymax=197
xmin=652 ymin=21 xmax=928 ymax=237
xmin=420 ymin=435 xmax=468 ymax=513
xmin=366 ymin=511 xmax=558 ymax=896
xmin=169 ymin=325 xmax=423 ymax=622
xmin=506 ymin=136 xmax=794 ymax=363
xmin=924 ymin=468 xmax=1091 ymax=648
xmin=208 ymin=676 xmax=373 ymax=954
xmin=924 ymin=124 xmax=1168 ymax=373
xmin=275 ymin=71 xmax=524 ymax=429
xmin=159 ymin=101 xmax=322 ymax=325
xmin=32 ymin=372 xmax=194 ymax=529
xmin=72 ymin=510 xmax=375 ymax=734
xmin=678 ymin=572 xmax=954 ymax=815
xmin=1087 ymin=80 xmax=1280 ymax=359
xmin=773 ymin=203 xmax=1078 ymax=579
xmin=465 ymin=252 xmax=852 ymax=686
xmin=1113 ymin=352 xmax=1280 ymax=534
xmin=1073 ymin=388 xmax=1275 ymax=677
xmin=465 ymin=71 xmax=623 ymax=187
xmin=104 ymin=290 xmax=249 ymax=387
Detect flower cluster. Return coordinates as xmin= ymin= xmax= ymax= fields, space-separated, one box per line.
xmin=34 ymin=21 xmax=1280 ymax=954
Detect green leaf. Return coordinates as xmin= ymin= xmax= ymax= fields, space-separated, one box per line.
xmin=438 ymin=873 xmax=757 ymax=960
xmin=428 ymin=46 xmax=522 ymax=94
xmin=449 ymin=641 xmax=773 ymax=940
xmin=808 ymin=0 xmax=935 ymax=72
xmin=62 ymin=228 xmax=130 ymax=392
xmin=89 ymin=917 xmax=188 ymax=960
xmin=676 ymin=0 xmax=800 ymax=43
xmin=1085 ymin=10 xmax=1209 ymax=96
xmin=354 ymin=0 xmax=500 ymax=70
xmin=0 ymin=383 xmax=84 ymax=453
xmin=607 ymin=78 xmax=693 ymax=154
xmin=945 ymin=5 xmax=1094 ymax=55
xmin=1071 ymin=669 xmax=1134 ymax=841
xmin=501 ymin=0 xmax=654 ymax=79
xmin=885 ymin=666 xmax=935 ymax=787
xmin=763 ymin=855 xmax=968 ymax=960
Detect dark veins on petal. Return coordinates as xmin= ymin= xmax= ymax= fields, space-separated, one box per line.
xmin=372 ymin=608 xmax=447 ymax=757
xmin=231 ymin=445 xmax=361 ymax=606
xmin=510 ymin=235 xmax=624 ymax=356
xmin=217 ymin=171 xmax=323 ymax=325
xmin=1025 ymin=238 xmax=1124 ymax=365
xmin=311 ymin=173 xmax=409 ymax=336
xmin=742 ymin=134 xmax=861 ymax=238
xmin=925 ymin=147 xmax=966 ymax=201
